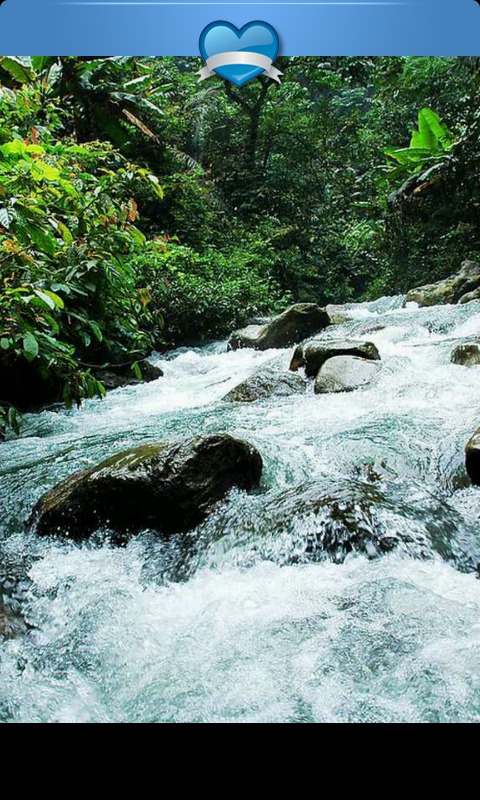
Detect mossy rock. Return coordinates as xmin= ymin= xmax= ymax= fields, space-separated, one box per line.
xmin=451 ymin=343 xmax=480 ymax=367
xmin=30 ymin=434 xmax=263 ymax=540
xmin=406 ymin=260 xmax=480 ymax=307
xmin=228 ymin=303 xmax=330 ymax=351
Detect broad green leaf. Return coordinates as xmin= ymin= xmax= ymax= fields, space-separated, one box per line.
xmin=128 ymin=225 xmax=146 ymax=246
xmin=147 ymin=174 xmax=164 ymax=198
xmin=418 ymin=108 xmax=454 ymax=150
xmin=0 ymin=139 xmax=27 ymax=158
xmin=385 ymin=147 xmax=436 ymax=166
xmin=31 ymin=161 xmax=61 ymax=182
xmin=132 ymin=361 xmax=143 ymax=380
xmin=56 ymin=221 xmax=73 ymax=244
xmin=28 ymin=225 xmax=57 ymax=256
xmin=0 ymin=56 xmax=35 ymax=84
xmin=26 ymin=144 xmax=45 ymax=156
xmin=34 ymin=289 xmax=64 ymax=311
xmin=31 ymin=56 xmax=57 ymax=73
xmin=88 ymin=321 xmax=104 ymax=342
xmin=23 ymin=332 xmax=39 ymax=361
xmin=31 ymin=292 xmax=55 ymax=311
xmin=42 ymin=289 xmax=65 ymax=309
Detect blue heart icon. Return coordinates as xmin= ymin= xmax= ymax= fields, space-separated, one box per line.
xmin=199 ymin=21 xmax=280 ymax=87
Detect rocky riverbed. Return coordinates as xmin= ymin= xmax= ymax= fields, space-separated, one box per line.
xmin=3 ymin=294 xmax=480 ymax=722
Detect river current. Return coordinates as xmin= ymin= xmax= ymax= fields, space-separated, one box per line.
xmin=2 ymin=296 xmax=480 ymax=723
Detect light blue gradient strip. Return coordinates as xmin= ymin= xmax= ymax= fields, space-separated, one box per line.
xmin=0 ymin=0 xmax=478 ymax=55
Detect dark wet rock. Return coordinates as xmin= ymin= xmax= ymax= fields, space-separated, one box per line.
xmin=451 ymin=343 xmax=480 ymax=367
xmin=94 ymin=360 xmax=163 ymax=391
xmin=314 ymin=356 xmax=382 ymax=394
xmin=0 ymin=598 xmax=28 ymax=639
xmin=459 ymin=287 xmax=480 ymax=305
xmin=466 ymin=429 xmax=480 ymax=485
xmin=301 ymin=493 xmax=397 ymax=562
xmin=30 ymin=434 xmax=263 ymax=541
xmin=406 ymin=260 xmax=480 ymax=307
xmin=0 ymin=559 xmax=32 ymax=640
xmin=224 ymin=362 xmax=306 ymax=402
xmin=290 ymin=339 xmax=380 ymax=377
xmin=228 ymin=303 xmax=330 ymax=351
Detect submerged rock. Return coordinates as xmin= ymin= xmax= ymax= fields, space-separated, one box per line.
xmin=224 ymin=362 xmax=306 ymax=402
xmin=451 ymin=343 xmax=480 ymax=367
xmin=259 ymin=478 xmax=472 ymax=567
xmin=466 ymin=429 xmax=480 ymax=485
xmin=94 ymin=360 xmax=163 ymax=391
xmin=0 ymin=559 xmax=32 ymax=640
xmin=314 ymin=356 xmax=381 ymax=394
xmin=30 ymin=434 xmax=263 ymax=540
xmin=0 ymin=599 xmax=28 ymax=639
xmin=301 ymin=493 xmax=397 ymax=562
xmin=228 ymin=303 xmax=330 ymax=351
xmin=406 ymin=260 xmax=480 ymax=307
xmin=290 ymin=339 xmax=380 ymax=377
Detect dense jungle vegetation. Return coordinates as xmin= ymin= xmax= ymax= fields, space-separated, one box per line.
xmin=1 ymin=55 xmax=480 ymax=434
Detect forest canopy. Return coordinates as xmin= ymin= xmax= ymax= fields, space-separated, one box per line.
xmin=1 ymin=56 xmax=480 ymax=434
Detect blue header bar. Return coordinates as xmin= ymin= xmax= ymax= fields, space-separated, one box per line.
xmin=0 ymin=0 xmax=478 ymax=55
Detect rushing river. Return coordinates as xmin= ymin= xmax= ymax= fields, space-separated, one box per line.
xmin=2 ymin=296 xmax=480 ymax=722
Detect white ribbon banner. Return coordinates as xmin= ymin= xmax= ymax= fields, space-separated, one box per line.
xmin=198 ymin=51 xmax=283 ymax=83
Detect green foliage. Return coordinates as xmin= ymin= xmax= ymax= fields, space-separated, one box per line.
xmin=385 ymin=108 xmax=456 ymax=192
xmin=0 ymin=87 xmax=164 ymax=432
xmin=131 ymin=238 xmax=281 ymax=344
xmin=2 ymin=55 xmax=480 ymax=436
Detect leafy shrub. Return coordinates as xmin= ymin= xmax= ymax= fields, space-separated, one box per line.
xmin=131 ymin=239 xmax=281 ymax=345
xmin=0 ymin=96 xmax=163 ymax=429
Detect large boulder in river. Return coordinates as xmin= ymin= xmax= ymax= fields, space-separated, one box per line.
xmin=224 ymin=362 xmax=306 ymax=403
xmin=406 ymin=260 xmax=480 ymax=307
xmin=30 ymin=434 xmax=263 ymax=541
xmin=228 ymin=303 xmax=330 ymax=351
xmin=466 ymin=430 xmax=480 ymax=486
xmin=290 ymin=339 xmax=380 ymax=378
xmin=451 ymin=343 xmax=480 ymax=367
xmin=314 ymin=356 xmax=381 ymax=394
